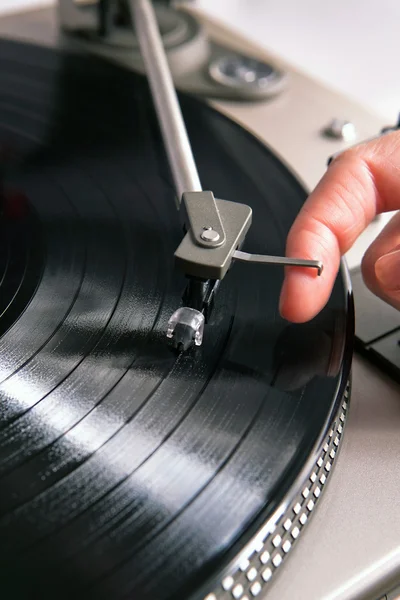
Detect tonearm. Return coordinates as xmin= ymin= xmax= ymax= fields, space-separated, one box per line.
xmin=128 ymin=0 xmax=323 ymax=352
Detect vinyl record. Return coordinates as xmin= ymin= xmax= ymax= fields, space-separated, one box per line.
xmin=0 ymin=39 xmax=353 ymax=600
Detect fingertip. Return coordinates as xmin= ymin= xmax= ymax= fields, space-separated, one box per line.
xmin=280 ymin=224 xmax=341 ymax=323
xmin=279 ymin=268 xmax=328 ymax=323
xmin=279 ymin=269 xmax=320 ymax=323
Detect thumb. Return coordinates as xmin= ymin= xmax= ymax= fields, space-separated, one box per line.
xmin=375 ymin=248 xmax=400 ymax=308
xmin=362 ymin=211 xmax=400 ymax=310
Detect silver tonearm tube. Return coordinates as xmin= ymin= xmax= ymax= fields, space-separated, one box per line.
xmin=129 ymin=0 xmax=322 ymax=350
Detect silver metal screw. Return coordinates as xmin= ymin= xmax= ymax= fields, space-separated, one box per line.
xmin=200 ymin=228 xmax=220 ymax=243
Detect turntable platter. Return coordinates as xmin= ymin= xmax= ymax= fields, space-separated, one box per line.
xmin=0 ymin=39 xmax=352 ymax=600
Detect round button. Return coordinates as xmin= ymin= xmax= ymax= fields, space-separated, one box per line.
xmin=323 ymin=119 xmax=356 ymax=141
xmin=209 ymin=55 xmax=281 ymax=90
xmin=200 ymin=228 xmax=220 ymax=243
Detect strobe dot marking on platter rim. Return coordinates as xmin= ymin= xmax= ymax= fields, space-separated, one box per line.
xmin=0 ymin=39 xmax=353 ymax=600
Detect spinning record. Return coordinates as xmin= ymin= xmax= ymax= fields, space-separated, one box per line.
xmin=0 ymin=39 xmax=352 ymax=600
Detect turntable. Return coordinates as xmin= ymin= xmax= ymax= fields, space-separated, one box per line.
xmin=0 ymin=2 xmax=399 ymax=600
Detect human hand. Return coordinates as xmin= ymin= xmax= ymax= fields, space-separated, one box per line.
xmin=279 ymin=130 xmax=400 ymax=322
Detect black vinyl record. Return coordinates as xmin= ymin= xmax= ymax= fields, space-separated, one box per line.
xmin=0 ymin=39 xmax=353 ymax=600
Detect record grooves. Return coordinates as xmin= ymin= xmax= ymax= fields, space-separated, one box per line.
xmin=0 ymin=39 xmax=353 ymax=600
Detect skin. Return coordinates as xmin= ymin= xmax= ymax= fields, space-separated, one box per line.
xmin=279 ymin=130 xmax=400 ymax=323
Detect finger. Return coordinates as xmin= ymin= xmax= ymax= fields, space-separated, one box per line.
xmin=279 ymin=130 xmax=400 ymax=322
xmin=361 ymin=211 xmax=400 ymax=310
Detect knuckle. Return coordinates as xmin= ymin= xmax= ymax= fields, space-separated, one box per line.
xmin=291 ymin=214 xmax=336 ymax=257
xmin=328 ymin=154 xmax=377 ymax=240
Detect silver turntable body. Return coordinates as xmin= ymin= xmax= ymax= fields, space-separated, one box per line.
xmin=0 ymin=2 xmax=400 ymax=600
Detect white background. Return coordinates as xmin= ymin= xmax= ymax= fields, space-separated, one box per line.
xmin=2 ymin=0 xmax=399 ymax=122
xmin=194 ymin=0 xmax=400 ymax=122
xmin=0 ymin=0 xmax=54 ymax=16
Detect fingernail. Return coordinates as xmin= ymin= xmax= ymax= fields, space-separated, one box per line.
xmin=375 ymin=248 xmax=400 ymax=292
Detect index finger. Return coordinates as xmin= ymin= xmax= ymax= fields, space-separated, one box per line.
xmin=279 ymin=130 xmax=400 ymax=322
